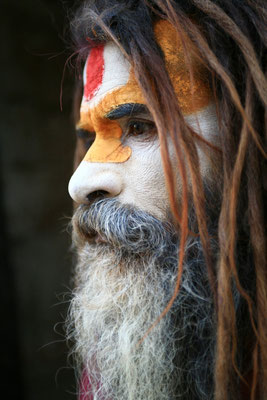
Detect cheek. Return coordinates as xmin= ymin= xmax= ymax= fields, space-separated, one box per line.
xmin=117 ymin=106 xmax=220 ymax=219
xmin=185 ymin=104 xmax=220 ymax=178
xmin=119 ymin=141 xmax=171 ymax=219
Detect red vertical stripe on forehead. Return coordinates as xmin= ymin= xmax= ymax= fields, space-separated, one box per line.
xmin=84 ymin=45 xmax=104 ymax=101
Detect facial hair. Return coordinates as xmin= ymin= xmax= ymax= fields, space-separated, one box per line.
xmin=67 ymin=199 xmax=216 ymax=400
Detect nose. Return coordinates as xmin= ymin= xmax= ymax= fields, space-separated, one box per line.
xmin=68 ymin=160 xmax=123 ymax=204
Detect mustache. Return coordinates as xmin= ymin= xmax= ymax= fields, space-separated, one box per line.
xmin=72 ymin=198 xmax=177 ymax=255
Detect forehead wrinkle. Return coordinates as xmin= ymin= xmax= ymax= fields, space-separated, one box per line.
xmin=79 ymin=100 xmax=123 ymax=138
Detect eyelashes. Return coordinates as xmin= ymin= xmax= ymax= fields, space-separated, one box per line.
xmin=125 ymin=119 xmax=156 ymax=137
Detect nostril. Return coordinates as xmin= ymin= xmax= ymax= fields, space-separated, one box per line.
xmin=86 ymin=190 xmax=109 ymax=203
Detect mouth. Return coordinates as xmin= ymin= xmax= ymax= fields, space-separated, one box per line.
xmin=94 ymin=233 xmax=108 ymax=244
xmin=73 ymin=214 xmax=109 ymax=245
xmin=85 ymin=231 xmax=108 ymax=245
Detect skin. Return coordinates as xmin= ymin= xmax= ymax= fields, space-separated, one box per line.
xmin=69 ymin=111 xmax=170 ymax=218
xmin=68 ymin=21 xmax=218 ymax=219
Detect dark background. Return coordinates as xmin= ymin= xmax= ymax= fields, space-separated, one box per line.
xmin=1 ymin=0 xmax=78 ymax=398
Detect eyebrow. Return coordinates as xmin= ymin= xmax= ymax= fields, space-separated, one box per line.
xmin=105 ymin=103 xmax=149 ymax=120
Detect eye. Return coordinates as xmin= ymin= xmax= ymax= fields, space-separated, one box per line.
xmin=126 ymin=120 xmax=156 ymax=137
xmin=76 ymin=129 xmax=96 ymax=150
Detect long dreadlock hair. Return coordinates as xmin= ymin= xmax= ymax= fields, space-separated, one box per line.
xmin=69 ymin=1 xmax=267 ymax=398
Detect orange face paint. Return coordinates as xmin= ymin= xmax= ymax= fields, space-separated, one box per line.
xmin=154 ymin=20 xmax=211 ymax=114
xmin=78 ymin=21 xmax=211 ymax=164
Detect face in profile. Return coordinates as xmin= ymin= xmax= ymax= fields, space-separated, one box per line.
xmin=68 ymin=20 xmax=219 ymax=400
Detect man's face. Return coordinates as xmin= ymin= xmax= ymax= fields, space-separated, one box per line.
xmin=68 ymin=21 xmax=218 ymax=400
xmin=68 ymin=21 xmax=218 ymax=219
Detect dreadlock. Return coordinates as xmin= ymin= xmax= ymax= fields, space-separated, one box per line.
xmin=69 ymin=1 xmax=267 ymax=398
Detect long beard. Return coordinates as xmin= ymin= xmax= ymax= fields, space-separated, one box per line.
xmin=67 ymin=199 xmax=216 ymax=400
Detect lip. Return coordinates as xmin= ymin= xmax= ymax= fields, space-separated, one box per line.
xmin=95 ymin=233 xmax=108 ymax=244
xmin=86 ymin=232 xmax=108 ymax=245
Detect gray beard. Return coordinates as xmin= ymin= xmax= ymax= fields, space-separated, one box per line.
xmin=67 ymin=199 xmax=216 ymax=400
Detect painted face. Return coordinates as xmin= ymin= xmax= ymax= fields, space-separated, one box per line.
xmin=77 ymin=42 xmax=145 ymax=163
xmin=68 ymin=20 xmax=219 ymax=218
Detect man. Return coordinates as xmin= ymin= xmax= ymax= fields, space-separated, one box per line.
xmin=67 ymin=1 xmax=266 ymax=399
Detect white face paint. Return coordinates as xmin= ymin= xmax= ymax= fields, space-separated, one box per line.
xmin=81 ymin=42 xmax=131 ymax=112
xmin=69 ymin=128 xmax=169 ymax=219
xmin=69 ymin=105 xmax=219 ymax=219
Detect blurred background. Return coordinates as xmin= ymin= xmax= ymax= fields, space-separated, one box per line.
xmin=1 ymin=0 xmax=78 ymax=398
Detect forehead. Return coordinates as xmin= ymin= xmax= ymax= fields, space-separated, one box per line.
xmin=81 ymin=42 xmax=143 ymax=115
xmin=80 ymin=20 xmax=211 ymax=120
